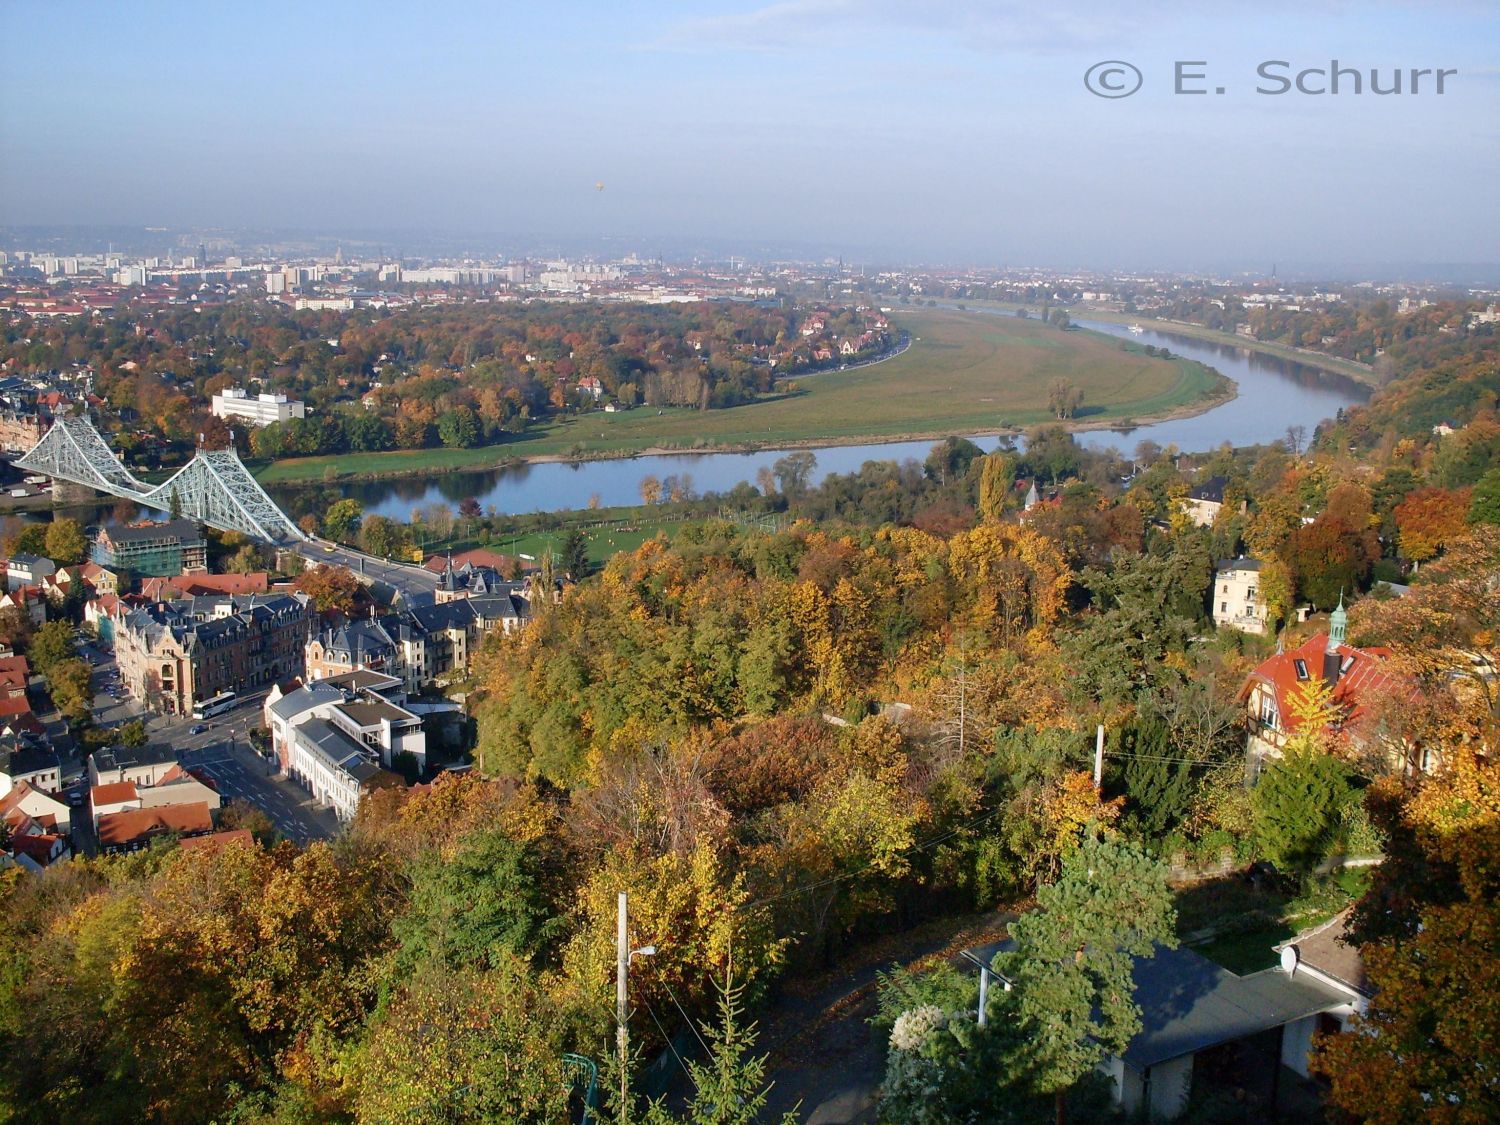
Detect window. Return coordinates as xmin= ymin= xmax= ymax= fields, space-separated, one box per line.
xmin=1220 ymin=601 xmax=1228 ymax=613
xmin=1293 ymin=658 xmax=1309 ymax=681
xmin=1340 ymin=655 xmax=1355 ymax=674
xmin=1247 ymin=585 xmax=1257 ymax=599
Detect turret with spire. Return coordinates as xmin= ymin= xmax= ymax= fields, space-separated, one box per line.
xmin=1323 ymin=592 xmax=1348 ymax=685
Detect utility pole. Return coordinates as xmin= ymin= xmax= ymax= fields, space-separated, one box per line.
xmin=617 ymin=891 xmax=629 ymax=1124
xmin=1093 ymin=724 xmax=1105 ymax=791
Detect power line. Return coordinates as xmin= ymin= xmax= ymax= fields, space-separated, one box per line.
xmin=640 ymin=994 xmax=694 ymax=1085
xmin=646 ymin=960 xmax=712 ymax=1060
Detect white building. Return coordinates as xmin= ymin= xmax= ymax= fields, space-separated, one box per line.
xmin=265 ymin=672 xmax=423 ymax=823
xmin=211 ymin=387 xmax=306 ymax=427
xmin=1212 ymin=557 xmax=1271 ymax=635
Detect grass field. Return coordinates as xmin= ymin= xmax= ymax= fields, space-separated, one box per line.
xmin=418 ymin=513 xmax=693 ymax=568
xmin=255 ymin=308 xmax=1228 ymax=485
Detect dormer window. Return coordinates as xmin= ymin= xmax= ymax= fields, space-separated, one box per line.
xmin=1293 ymin=659 xmax=1309 ymax=681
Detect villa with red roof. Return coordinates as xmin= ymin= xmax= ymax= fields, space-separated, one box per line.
xmin=1239 ymin=600 xmax=1421 ymax=779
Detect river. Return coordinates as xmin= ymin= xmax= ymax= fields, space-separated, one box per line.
xmin=47 ymin=320 xmax=1370 ymax=527
xmin=265 ymin=319 xmax=1369 ymax=521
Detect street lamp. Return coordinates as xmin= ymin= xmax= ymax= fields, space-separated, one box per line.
xmin=616 ymin=894 xmax=656 ymax=1123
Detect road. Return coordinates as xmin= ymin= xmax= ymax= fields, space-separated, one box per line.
xmin=293 ymin=539 xmax=440 ymax=607
xmin=72 ymin=635 xmax=339 ymax=848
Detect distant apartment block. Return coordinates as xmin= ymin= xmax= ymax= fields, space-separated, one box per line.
xmin=93 ymin=519 xmax=208 ymax=577
xmin=211 ymin=387 xmax=306 ymax=427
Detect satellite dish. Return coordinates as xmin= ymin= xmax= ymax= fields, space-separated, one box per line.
xmin=1280 ymin=944 xmax=1300 ymax=975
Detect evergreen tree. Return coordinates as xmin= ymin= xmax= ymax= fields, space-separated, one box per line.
xmin=642 ymin=971 xmax=798 ymax=1125
xmin=996 ymin=836 xmax=1177 ymax=1122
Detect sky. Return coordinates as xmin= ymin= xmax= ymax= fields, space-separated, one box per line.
xmin=2 ymin=1 xmax=1497 ymax=272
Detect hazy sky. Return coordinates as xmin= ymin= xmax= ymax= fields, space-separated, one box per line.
xmin=2 ymin=1 xmax=1497 ymax=270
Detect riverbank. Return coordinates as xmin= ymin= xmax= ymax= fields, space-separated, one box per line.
xmin=254 ymin=308 xmax=1234 ymax=486
xmin=916 ymin=296 xmax=1377 ymax=386
xmin=1079 ymin=310 xmax=1379 ymax=385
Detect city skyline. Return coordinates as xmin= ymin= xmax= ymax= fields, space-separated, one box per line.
xmin=2 ymin=1 xmax=1498 ymax=271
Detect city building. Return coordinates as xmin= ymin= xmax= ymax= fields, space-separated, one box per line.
xmin=434 ymin=556 xmax=515 ymax=603
xmin=305 ymin=617 xmax=402 ymax=681
xmin=264 ymin=674 xmax=419 ymax=822
xmin=1212 ymin=557 xmax=1271 ymax=635
xmin=305 ymin=594 xmax=529 ymax=692
xmin=96 ymin=803 xmax=214 ymax=854
xmin=210 ymin=387 xmax=306 ymax=426
xmin=1 ymin=741 xmax=62 ymax=795
xmin=89 ymin=743 xmax=182 ymax=788
xmin=5 ymin=554 xmax=56 ymax=593
xmin=1 ymin=779 xmax=72 ymax=837
xmin=113 ymin=593 xmax=314 ymax=716
xmin=92 ymin=519 xmax=208 ymax=578
xmin=90 ymin=765 xmax=221 ymax=829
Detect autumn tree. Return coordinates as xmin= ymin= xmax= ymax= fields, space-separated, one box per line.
xmin=293 ymin=563 xmax=363 ymax=615
xmin=342 ymin=961 xmax=567 ymax=1124
xmin=1313 ymin=745 xmax=1500 ymax=1122
xmin=43 ymin=517 xmax=87 ymax=566
xmin=1395 ymin=485 xmax=1473 ymax=564
xmin=321 ymin=498 xmax=363 ymax=543
xmin=27 ymin=620 xmax=75 ymax=677
xmin=1282 ymin=511 xmax=1378 ymax=610
xmin=976 ymin=450 xmax=1018 ymax=522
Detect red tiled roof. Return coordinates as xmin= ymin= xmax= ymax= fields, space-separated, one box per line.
xmin=1241 ymin=631 xmax=1412 ymax=732
xmin=141 ymin=572 xmax=269 ymax=598
xmin=91 ymin=780 xmax=139 ymax=806
xmin=0 ymin=780 xmax=66 ymax=819
xmin=96 ymin=802 xmax=213 ymax=848
xmin=423 ymin=548 xmax=518 ymax=574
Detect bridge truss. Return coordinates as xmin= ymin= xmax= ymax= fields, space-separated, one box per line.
xmin=14 ymin=415 xmax=307 ymax=543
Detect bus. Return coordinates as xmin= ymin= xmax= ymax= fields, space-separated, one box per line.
xmin=192 ymin=691 xmax=238 ymax=720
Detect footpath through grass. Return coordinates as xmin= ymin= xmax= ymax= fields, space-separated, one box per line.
xmin=256 ymin=308 xmax=1227 ymax=485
